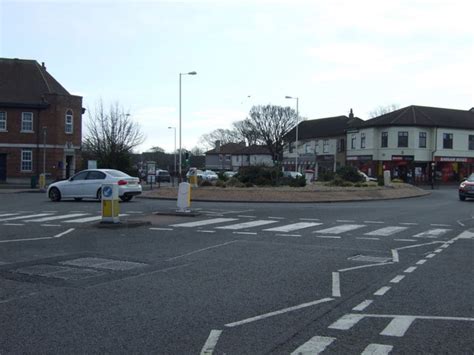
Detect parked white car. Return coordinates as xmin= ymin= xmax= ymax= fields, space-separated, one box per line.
xmin=283 ymin=171 xmax=303 ymax=179
xmin=202 ymin=170 xmax=218 ymax=181
xmin=358 ymin=171 xmax=377 ymax=182
xmin=47 ymin=169 xmax=142 ymax=202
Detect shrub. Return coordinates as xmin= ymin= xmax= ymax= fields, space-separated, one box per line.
xmin=377 ymin=176 xmax=384 ymax=186
xmin=238 ymin=165 xmax=280 ymax=186
xmin=245 ymin=182 xmax=254 ymax=187
xmin=289 ymin=176 xmax=306 ymax=187
xmin=336 ymin=166 xmax=364 ymax=183
xmin=215 ymin=179 xmax=226 ymax=188
xmin=199 ymin=180 xmax=213 ymax=187
xmin=392 ymin=178 xmax=404 ymax=183
xmin=318 ymin=170 xmax=335 ymax=181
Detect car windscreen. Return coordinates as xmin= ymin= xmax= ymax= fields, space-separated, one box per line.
xmin=105 ymin=170 xmax=130 ymax=178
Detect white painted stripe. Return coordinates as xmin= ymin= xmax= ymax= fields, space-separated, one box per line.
xmin=328 ymin=313 xmax=364 ymax=330
xmin=63 ymin=215 xmax=102 ymax=223
xmin=0 ymin=213 xmax=53 ymax=222
xmin=426 ymin=253 xmax=436 ymax=258
xmin=430 ymin=223 xmax=451 ymax=227
xmin=364 ymin=221 xmax=385 ymax=224
xmin=275 ymin=234 xmax=301 ymax=237
xmin=380 ymin=316 xmax=416 ymax=337
xmin=264 ymin=222 xmax=322 ymax=233
xmin=353 ymin=300 xmax=373 ymax=311
xmin=233 ymin=231 xmax=257 ymax=235
xmin=225 ymin=297 xmax=334 ymax=328
xmin=299 ymin=218 xmax=320 ymax=221
xmin=197 ymin=230 xmax=216 ymax=234
xmin=374 ymin=286 xmax=391 ymax=296
xmin=413 ymin=228 xmax=451 ymax=238
xmin=404 ymin=266 xmax=417 ymax=273
xmin=0 ymin=213 xmax=20 ymax=217
xmin=41 ymin=224 xmax=61 ymax=227
xmin=217 ymin=220 xmax=277 ymax=230
xmin=390 ymin=275 xmax=405 ymax=283
xmin=3 ymin=223 xmax=24 ymax=226
xmin=434 ymin=248 xmax=443 ymax=253
xmin=27 ymin=213 xmax=88 ymax=222
xmin=363 ymin=313 xmax=474 ymax=322
xmin=338 ymin=262 xmax=394 ymax=272
xmin=167 ymin=240 xmax=240 ymax=261
xmin=332 ymin=272 xmax=341 ymax=297
xmin=237 ymin=215 xmax=256 ymax=218
xmin=149 ymin=227 xmax=174 ymax=231
xmin=416 ymin=259 xmax=427 ymax=265
xmin=356 ymin=237 xmax=380 ymax=240
xmin=394 ymin=239 xmax=416 ymax=242
xmin=0 ymin=228 xmax=75 ymax=243
xmin=290 ymin=336 xmax=335 ymax=355
xmin=440 ymin=244 xmax=450 ymax=249
xmin=337 ymin=219 xmax=355 ymax=223
xmin=171 ymin=218 xmax=238 ymax=228
xmin=314 ymin=224 xmax=366 ymax=234
xmin=41 ymin=211 xmax=58 ymax=213
xmin=365 ymin=226 xmax=408 ymax=236
xmin=268 ymin=216 xmax=285 ymax=220
xmin=400 ymin=222 xmax=418 ymax=225
xmin=395 ymin=241 xmax=443 ymax=250
xmin=127 ymin=211 xmax=143 ymax=214
xmin=316 ymin=235 xmax=341 ymax=239
xmin=361 ymin=343 xmax=393 ymax=355
xmin=391 ymin=249 xmax=399 ymax=263
xmin=200 ymin=329 xmax=222 ymax=355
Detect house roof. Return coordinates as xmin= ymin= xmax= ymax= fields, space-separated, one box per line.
xmin=0 ymin=58 xmax=72 ymax=106
xmin=236 ymin=144 xmax=272 ymax=155
xmin=206 ymin=142 xmax=246 ymax=154
xmin=285 ymin=115 xmax=364 ymax=141
xmin=359 ymin=105 xmax=474 ymax=130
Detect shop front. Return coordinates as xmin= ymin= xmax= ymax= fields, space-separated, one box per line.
xmin=434 ymin=157 xmax=474 ymax=182
xmin=346 ymin=155 xmax=376 ymax=176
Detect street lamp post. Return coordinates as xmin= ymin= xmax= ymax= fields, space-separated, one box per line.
xmin=168 ymin=126 xmax=177 ymax=184
xmin=285 ymin=96 xmax=299 ymax=172
xmin=179 ymin=71 xmax=197 ymax=181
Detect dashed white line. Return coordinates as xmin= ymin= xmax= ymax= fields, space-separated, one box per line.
xmin=0 ymin=213 xmax=53 ymax=222
xmin=315 ymin=235 xmax=341 ymax=239
xmin=391 ymin=250 xmax=399 ymax=263
xmin=197 ymin=230 xmax=216 ymax=234
xmin=416 ymin=259 xmax=427 ymax=265
xmin=149 ymin=227 xmax=174 ymax=231
xmin=171 ymin=218 xmax=238 ymax=228
xmin=314 ymin=224 xmax=366 ymax=234
xmin=264 ymin=222 xmax=322 ymax=233
xmin=440 ymin=244 xmax=450 ymax=249
xmin=404 ymin=266 xmax=417 ymax=273
xmin=400 ymin=222 xmax=418 ymax=225
xmin=374 ymin=286 xmax=391 ymax=296
xmin=328 ymin=313 xmax=364 ymax=330
xmin=361 ymin=343 xmax=393 ymax=355
xmin=0 ymin=213 xmax=20 ymax=218
xmin=380 ymin=316 xmax=416 ymax=337
xmin=426 ymin=253 xmax=436 ymax=258
xmin=290 ymin=336 xmax=336 ymax=355
xmin=353 ymin=299 xmax=373 ymax=311
xmin=394 ymin=239 xmax=416 ymax=242
xmin=200 ymin=329 xmax=222 ymax=355
xmin=27 ymin=213 xmax=88 ymax=222
xmin=217 ymin=220 xmax=277 ymax=230
xmin=332 ymin=272 xmax=341 ymax=297
xmin=3 ymin=223 xmax=24 ymax=226
xmin=356 ymin=237 xmax=380 ymax=240
xmin=430 ymin=223 xmax=451 ymax=227
xmin=390 ymin=275 xmax=405 ymax=283
xmin=268 ymin=216 xmax=285 ymax=220
xmin=275 ymin=234 xmax=301 ymax=238
xmin=364 ymin=221 xmax=385 ymax=224
xmin=434 ymin=249 xmax=443 ymax=253
xmin=237 ymin=215 xmax=256 ymax=218
xmin=336 ymin=219 xmax=355 ymax=223
xmin=233 ymin=231 xmax=257 ymax=235
xmin=299 ymin=218 xmax=320 ymax=221
xmin=41 ymin=224 xmax=61 ymax=227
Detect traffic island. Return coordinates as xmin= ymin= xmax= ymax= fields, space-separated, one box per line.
xmin=154 ymin=209 xmax=201 ymax=217
xmin=96 ymin=220 xmax=152 ymax=229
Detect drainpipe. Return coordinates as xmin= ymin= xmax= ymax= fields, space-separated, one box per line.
xmin=36 ymin=109 xmax=41 ymax=182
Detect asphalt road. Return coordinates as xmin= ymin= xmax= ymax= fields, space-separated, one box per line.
xmin=0 ymin=187 xmax=472 ymax=354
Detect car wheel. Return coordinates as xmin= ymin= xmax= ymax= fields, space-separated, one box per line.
xmin=96 ymin=188 xmax=102 ymax=201
xmin=459 ymin=194 xmax=466 ymax=201
xmin=74 ymin=198 xmax=83 ymax=202
xmin=120 ymin=195 xmax=133 ymax=202
xmin=49 ymin=187 xmax=61 ymax=202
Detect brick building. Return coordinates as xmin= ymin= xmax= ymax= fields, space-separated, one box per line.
xmin=0 ymin=58 xmax=83 ymax=184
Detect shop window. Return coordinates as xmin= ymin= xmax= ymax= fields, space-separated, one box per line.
xmin=398 ymin=131 xmax=408 ymax=148
xmin=419 ymin=132 xmax=427 ymax=148
xmin=0 ymin=112 xmax=6 ymax=131
xmin=469 ymin=135 xmax=474 ymax=150
xmin=65 ymin=109 xmax=73 ymax=134
xmin=381 ymin=132 xmax=388 ymax=148
xmin=360 ymin=133 xmax=366 ymax=149
xmin=443 ymin=133 xmax=453 ymax=149
xmin=21 ymin=112 xmax=34 ymax=132
xmin=21 ymin=149 xmax=33 ymax=171
xmin=338 ymin=138 xmax=345 ymax=152
xmin=323 ymin=139 xmax=329 ymax=153
xmin=351 ymin=135 xmax=356 ymax=149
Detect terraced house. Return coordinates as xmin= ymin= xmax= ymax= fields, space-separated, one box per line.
xmin=0 ymin=58 xmax=84 ymax=184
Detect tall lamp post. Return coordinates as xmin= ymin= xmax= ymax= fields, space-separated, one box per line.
xmin=179 ymin=71 xmax=197 ymax=181
xmin=168 ymin=126 xmax=177 ymax=183
xmin=285 ymin=96 xmax=299 ymax=172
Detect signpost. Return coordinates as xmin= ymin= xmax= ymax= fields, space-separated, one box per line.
xmin=101 ymin=183 xmax=119 ymax=223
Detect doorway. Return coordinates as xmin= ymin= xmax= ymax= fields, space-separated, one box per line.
xmin=0 ymin=154 xmax=6 ymax=182
xmin=66 ymin=155 xmax=73 ymax=179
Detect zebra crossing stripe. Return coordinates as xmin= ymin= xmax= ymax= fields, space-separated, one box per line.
xmin=216 ymin=220 xmax=277 ymax=230
xmin=365 ymin=226 xmax=408 ymax=236
xmin=0 ymin=213 xmax=20 ymax=218
xmin=361 ymin=343 xmax=393 ymax=355
xmin=263 ymin=222 xmax=322 ymax=233
xmin=171 ymin=218 xmax=237 ymax=228
xmin=328 ymin=313 xmax=364 ymax=330
xmin=63 ymin=215 xmax=102 ymax=223
xmin=314 ymin=224 xmax=366 ymax=234
xmin=290 ymin=336 xmax=336 ymax=355
xmin=0 ymin=213 xmax=53 ymax=222
xmin=26 ymin=213 xmax=89 ymax=222
xmin=380 ymin=316 xmax=416 ymax=337
xmin=413 ymin=228 xmax=451 ymax=238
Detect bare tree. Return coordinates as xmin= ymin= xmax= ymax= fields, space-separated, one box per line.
xmin=245 ymin=105 xmax=297 ymax=161
xmin=147 ymin=146 xmax=165 ymax=153
xmin=232 ymin=120 xmax=261 ymax=146
xmin=83 ymin=100 xmax=145 ymax=171
xmin=199 ymin=128 xmax=242 ymax=150
xmin=191 ymin=146 xmax=205 ymax=156
xmin=369 ymin=104 xmax=400 ymax=118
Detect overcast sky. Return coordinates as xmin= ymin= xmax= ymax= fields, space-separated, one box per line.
xmin=1 ymin=0 xmax=473 ymax=153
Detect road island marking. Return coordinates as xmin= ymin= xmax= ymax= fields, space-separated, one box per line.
xmin=290 ymin=336 xmax=336 ymax=355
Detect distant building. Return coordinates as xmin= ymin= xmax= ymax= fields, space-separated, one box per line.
xmin=0 ymin=58 xmax=84 ymax=184
xmin=205 ymin=141 xmax=273 ymax=171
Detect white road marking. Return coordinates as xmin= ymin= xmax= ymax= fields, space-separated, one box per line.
xmin=264 ymin=222 xmax=322 ymax=233
xmin=166 ymin=240 xmax=240 ymax=261
xmin=26 ymin=213 xmax=88 ymax=222
xmin=364 ymin=313 xmax=474 ymax=322
xmin=315 ymin=235 xmax=341 ymax=239
xmin=380 ymin=316 xmax=416 ymax=337
xmin=0 ymin=213 xmax=20 ymax=217
xmin=299 ymin=218 xmax=320 ymax=221
xmin=63 ymin=215 xmax=102 ymax=223
xmin=413 ymin=228 xmax=451 ymax=238
xmin=416 ymin=259 xmax=427 ymax=265
xmin=404 ymin=266 xmax=417 ymax=273
xmin=225 ymin=297 xmax=334 ymax=328
xmin=390 ymin=275 xmax=405 ymax=283
xmin=337 ymin=219 xmax=355 ymax=223
xmin=332 ymin=272 xmax=341 ymax=297
xmin=237 ymin=215 xmax=256 ymax=218
xmin=353 ymin=300 xmax=373 ymax=311
xmin=217 ymin=220 xmax=277 ymax=230
xmin=374 ymin=286 xmax=391 ymax=296
xmin=430 ymin=223 xmax=451 ymax=227
xmin=3 ymin=223 xmax=24 ymax=226
xmin=268 ymin=216 xmax=285 ymax=220
xmin=426 ymin=253 xmax=436 ymax=258
xmin=440 ymin=244 xmax=450 ymax=249
xmin=365 ymin=226 xmax=408 ymax=236
xmin=200 ymin=329 xmax=222 ymax=355
xmin=434 ymin=248 xmax=443 ymax=253
xmin=127 ymin=211 xmax=143 ymax=214
xmin=0 ymin=213 xmax=53 ymax=222
xmin=361 ymin=343 xmax=393 ymax=355
xmin=171 ymin=218 xmax=238 ymax=228
xmin=149 ymin=228 xmax=174 ymax=231
xmin=454 ymin=230 xmax=474 ymax=239
xmin=314 ymin=224 xmax=366 ymax=234
xmin=400 ymin=222 xmax=418 ymax=225
xmin=197 ymin=230 xmax=216 ymax=234
xmin=328 ymin=313 xmax=364 ymax=330
xmin=391 ymin=250 xmax=399 ymax=263
xmin=233 ymin=231 xmax=257 ymax=235
xmin=275 ymin=234 xmax=301 ymax=237
xmin=41 ymin=224 xmax=61 ymax=227
xmin=338 ymin=262 xmax=394 ymax=273
xmin=0 ymin=228 xmax=75 ymax=243
xmin=364 ymin=221 xmax=385 ymax=224
xmin=394 ymin=239 xmax=416 ymax=242
xmin=356 ymin=237 xmax=380 ymax=240
xmin=290 ymin=336 xmax=336 ymax=355
xmin=395 ymin=241 xmax=443 ymax=250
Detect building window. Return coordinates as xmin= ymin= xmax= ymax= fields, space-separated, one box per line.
xmin=381 ymin=132 xmax=388 ymax=148
xmin=443 ymin=133 xmax=453 ymax=149
xmin=469 ymin=135 xmax=474 ymax=150
xmin=0 ymin=112 xmax=6 ymax=131
xmin=21 ymin=112 xmax=34 ymax=132
xmin=351 ymin=135 xmax=356 ymax=149
xmin=398 ymin=131 xmax=408 ymax=148
xmin=225 ymin=154 xmax=231 ymax=161
xmin=323 ymin=139 xmax=329 ymax=153
xmin=419 ymin=132 xmax=427 ymax=148
xmin=289 ymin=142 xmax=294 ymax=153
xmin=305 ymin=143 xmax=311 ymax=154
xmin=360 ymin=133 xmax=366 ymax=149
xmin=219 ymin=154 xmax=223 ymax=161
xmin=21 ymin=149 xmax=33 ymax=171
xmin=315 ymin=140 xmax=319 ymax=153
xmin=65 ymin=109 xmax=73 ymax=134
xmin=338 ymin=138 xmax=345 ymax=152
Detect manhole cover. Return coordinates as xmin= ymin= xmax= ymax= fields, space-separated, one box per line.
xmin=60 ymin=257 xmax=147 ymax=271
xmin=348 ymin=255 xmax=391 ymax=263
xmin=14 ymin=264 xmax=104 ymax=280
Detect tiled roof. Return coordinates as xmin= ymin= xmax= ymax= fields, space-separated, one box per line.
xmin=206 ymin=142 xmax=246 ymax=154
xmin=285 ymin=115 xmax=363 ymax=141
xmin=0 ymin=58 xmax=71 ymax=105
xmin=360 ymin=105 xmax=474 ymax=129
xmin=236 ymin=144 xmax=271 ymax=155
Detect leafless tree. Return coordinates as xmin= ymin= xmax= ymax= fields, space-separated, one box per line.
xmin=83 ymin=100 xmax=145 ymax=171
xmin=232 ymin=120 xmax=261 ymax=146
xmin=369 ymin=104 xmax=400 ymax=118
xmin=191 ymin=146 xmax=205 ymax=156
xmin=199 ymin=128 xmax=243 ymax=150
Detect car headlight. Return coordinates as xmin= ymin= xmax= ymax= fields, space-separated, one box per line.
xmin=460 ymin=182 xmax=466 ymax=188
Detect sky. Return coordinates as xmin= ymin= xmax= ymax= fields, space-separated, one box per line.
xmin=1 ymin=0 xmax=473 ymax=153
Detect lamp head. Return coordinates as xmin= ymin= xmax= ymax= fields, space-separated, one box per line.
xmin=285 ymin=96 xmax=293 ymax=99
xmin=188 ymin=71 xmax=197 ymax=75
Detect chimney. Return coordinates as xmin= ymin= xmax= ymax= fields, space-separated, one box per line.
xmin=239 ymin=140 xmax=246 ymax=147
xmin=349 ymin=108 xmax=354 ymax=119
xmin=41 ymin=62 xmax=46 ymax=70
xmin=215 ymin=140 xmax=221 ymax=152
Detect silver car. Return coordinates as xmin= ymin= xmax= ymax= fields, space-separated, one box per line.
xmin=47 ymin=169 xmax=142 ymax=202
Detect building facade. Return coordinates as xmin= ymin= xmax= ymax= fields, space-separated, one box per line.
xmin=0 ymin=58 xmax=83 ymax=184
xmin=205 ymin=141 xmax=273 ymax=171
